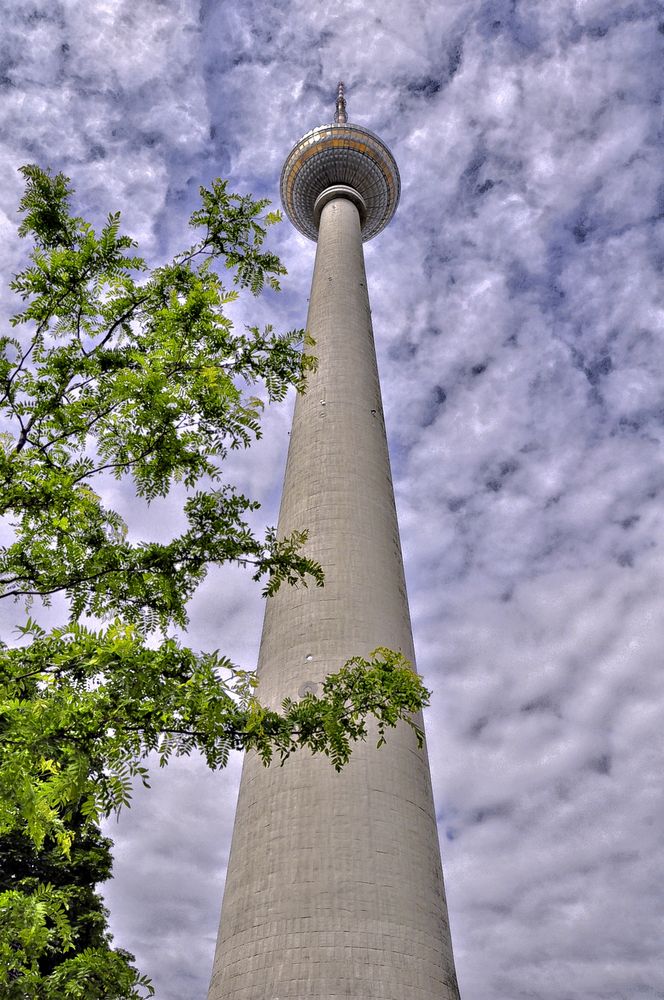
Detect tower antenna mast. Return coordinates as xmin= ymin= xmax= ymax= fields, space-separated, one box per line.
xmin=334 ymin=80 xmax=348 ymax=123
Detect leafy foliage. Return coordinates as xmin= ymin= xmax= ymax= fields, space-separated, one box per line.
xmin=0 ymin=815 xmax=150 ymax=997
xmin=0 ymin=166 xmax=430 ymax=996
xmin=1 ymin=166 xmax=321 ymax=626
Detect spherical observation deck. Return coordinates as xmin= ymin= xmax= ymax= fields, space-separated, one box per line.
xmin=280 ymin=84 xmax=400 ymax=243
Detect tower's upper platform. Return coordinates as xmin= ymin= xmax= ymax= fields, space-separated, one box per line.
xmin=280 ymin=83 xmax=400 ymax=242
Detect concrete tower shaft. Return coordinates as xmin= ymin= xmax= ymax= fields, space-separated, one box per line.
xmin=208 ymin=93 xmax=460 ymax=1000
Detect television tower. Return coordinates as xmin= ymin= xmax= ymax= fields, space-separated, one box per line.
xmin=208 ymin=83 xmax=461 ymax=999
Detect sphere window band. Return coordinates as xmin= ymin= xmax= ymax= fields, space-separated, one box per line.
xmin=280 ymin=122 xmax=400 ymax=242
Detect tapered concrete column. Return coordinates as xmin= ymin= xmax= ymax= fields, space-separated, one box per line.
xmin=207 ymin=194 xmax=460 ymax=999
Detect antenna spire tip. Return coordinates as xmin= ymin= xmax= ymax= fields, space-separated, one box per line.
xmin=334 ymin=80 xmax=348 ymax=124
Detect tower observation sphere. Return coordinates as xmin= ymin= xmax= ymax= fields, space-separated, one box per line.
xmin=280 ymin=81 xmax=400 ymax=241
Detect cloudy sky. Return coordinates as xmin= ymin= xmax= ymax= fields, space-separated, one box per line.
xmin=2 ymin=0 xmax=663 ymax=998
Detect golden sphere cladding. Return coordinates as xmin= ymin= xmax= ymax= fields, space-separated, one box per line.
xmin=280 ymin=123 xmax=400 ymax=242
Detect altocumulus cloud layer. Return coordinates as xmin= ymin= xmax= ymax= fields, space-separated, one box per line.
xmin=1 ymin=1 xmax=663 ymax=998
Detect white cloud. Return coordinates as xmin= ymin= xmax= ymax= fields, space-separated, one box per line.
xmin=2 ymin=0 xmax=662 ymax=997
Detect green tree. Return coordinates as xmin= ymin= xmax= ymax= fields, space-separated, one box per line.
xmin=0 ymin=166 xmax=429 ymax=996
xmin=0 ymin=814 xmax=146 ymax=997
